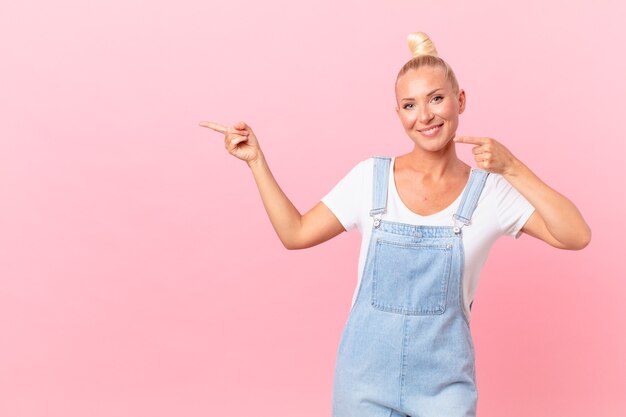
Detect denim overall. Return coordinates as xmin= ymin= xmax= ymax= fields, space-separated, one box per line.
xmin=332 ymin=157 xmax=489 ymax=417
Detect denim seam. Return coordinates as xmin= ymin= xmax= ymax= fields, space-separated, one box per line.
xmin=375 ymin=240 xmax=451 ymax=250
xmin=454 ymin=169 xmax=489 ymax=225
xmin=375 ymin=220 xmax=459 ymax=237
xmin=459 ymin=236 xmax=471 ymax=327
xmin=399 ymin=315 xmax=408 ymax=409
xmin=371 ymin=156 xmax=391 ymax=217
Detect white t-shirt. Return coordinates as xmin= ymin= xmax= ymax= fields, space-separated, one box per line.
xmin=321 ymin=156 xmax=536 ymax=322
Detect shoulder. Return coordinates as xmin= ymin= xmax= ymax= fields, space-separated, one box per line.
xmin=329 ymin=155 xmax=393 ymax=186
xmin=482 ymin=172 xmax=518 ymax=197
xmin=478 ymin=172 xmax=531 ymax=213
xmin=478 ymin=172 xmax=530 ymax=211
xmin=480 ymin=172 xmax=535 ymax=237
xmin=344 ymin=156 xmax=376 ymax=179
xmin=359 ymin=156 xmax=376 ymax=170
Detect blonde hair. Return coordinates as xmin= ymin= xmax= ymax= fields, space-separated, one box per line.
xmin=396 ymin=32 xmax=460 ymax=94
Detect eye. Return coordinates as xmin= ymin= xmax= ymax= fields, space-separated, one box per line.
xmin=432 ymin=95 xmax=444 ymax=103
xmin=403 ymin=103 xmax=414 ymax=109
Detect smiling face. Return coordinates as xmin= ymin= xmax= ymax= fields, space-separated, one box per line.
xmin=395 ymin=65 xmax=466 ymax=154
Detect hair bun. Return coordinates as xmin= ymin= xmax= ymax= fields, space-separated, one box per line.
xmin=407 ymin=32 xmax=439 ymax=58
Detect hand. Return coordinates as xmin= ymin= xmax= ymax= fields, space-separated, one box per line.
xmin=453 ymin=135 xmax=519 ymax=175
xmin=199 ymin=120 xmax=263 ymax=165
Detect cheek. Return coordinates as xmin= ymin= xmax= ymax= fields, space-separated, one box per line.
xmin=439 ymin=103 xmax=459 ymax=119
xmin=398 ymin=112 xmax=416 ymax=129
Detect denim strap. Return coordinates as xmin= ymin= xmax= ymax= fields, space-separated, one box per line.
xmin=453 ymin=168 xmax=490 ymax=227
xmin=369 ymin=157 xmax=489 ymax=228
xmin=369 ymin=156 xmax=391 ymax=217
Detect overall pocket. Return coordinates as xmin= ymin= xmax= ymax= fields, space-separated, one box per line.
xmin=371 ymin=239 xmax=453 ymax=315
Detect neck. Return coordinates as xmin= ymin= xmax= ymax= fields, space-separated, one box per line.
xmin=403 ymin=140 xmax=462 ymax=180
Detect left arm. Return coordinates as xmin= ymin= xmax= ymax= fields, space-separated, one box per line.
xmin=454 ymin=136 xmax=591 ymax=250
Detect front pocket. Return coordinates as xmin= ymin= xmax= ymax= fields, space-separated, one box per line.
xmin=371 ymin=239 xmax=453 ymax=315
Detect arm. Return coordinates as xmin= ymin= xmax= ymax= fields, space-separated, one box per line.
xmin=247 ymin=154 xmax=346 ymax=249
xmin=503 ymin=159 xmax=590 ymax=250
xmin=454 ymin=136 xmax=591 ymax=250
xmin=200 ymin=120 xmax=345 ymax=250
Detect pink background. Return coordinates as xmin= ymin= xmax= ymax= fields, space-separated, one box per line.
xmin=1 ymin=0 xmax=624 ymax=416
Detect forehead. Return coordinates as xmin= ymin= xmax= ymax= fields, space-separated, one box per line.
xmin=395 ymin=66 xmax=450 ymax=96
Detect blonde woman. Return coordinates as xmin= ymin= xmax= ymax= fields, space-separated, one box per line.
xmin=200 ymin=32 xmax=590 ymax=417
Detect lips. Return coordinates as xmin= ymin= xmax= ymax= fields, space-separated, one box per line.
xmin=418 ymin=123 xmax=443 ymax=136
xmin=418 ymin=123 xmax=443 ymax=132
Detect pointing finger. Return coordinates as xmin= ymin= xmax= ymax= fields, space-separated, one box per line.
xmin=453 ymin=136 xmax=488 ymax=145
xmin=199 ymin=121 xmax=249 ymax=136
xmin=199 ymin=121 xmax=228 ymax=133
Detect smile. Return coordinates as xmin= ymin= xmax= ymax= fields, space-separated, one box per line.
xmin=418 ymin=123 xmax=443 ymax=137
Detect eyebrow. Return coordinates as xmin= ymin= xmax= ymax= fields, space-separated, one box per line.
xmin=401 ymin=88 xmax=445 ymax=101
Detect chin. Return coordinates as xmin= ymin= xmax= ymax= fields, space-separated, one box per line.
xmin=413 ymin=137 xmax=453 ymax=153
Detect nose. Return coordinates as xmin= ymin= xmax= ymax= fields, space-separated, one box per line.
xmin=418 ymin=104 xmax=434 ymax=124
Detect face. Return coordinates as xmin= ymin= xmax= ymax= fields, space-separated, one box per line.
xmin=395 ymin=66 xmax=466 ymax=153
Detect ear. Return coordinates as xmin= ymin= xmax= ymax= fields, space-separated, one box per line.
xmin=458 ymin=89 xmax=466 ymax=114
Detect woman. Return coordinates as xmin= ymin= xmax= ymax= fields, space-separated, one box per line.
xmin=200 ymin=32 xmax=590 ymax=417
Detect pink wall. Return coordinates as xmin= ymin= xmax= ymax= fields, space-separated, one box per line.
xmin=1 ymin=1 xmax=624 ymax=416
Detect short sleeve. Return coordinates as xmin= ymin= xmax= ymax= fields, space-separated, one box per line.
xmin=320 ymin=159 xmax=368 ymax=232
xmin=492 ymin=174 xmax=536 ymax=239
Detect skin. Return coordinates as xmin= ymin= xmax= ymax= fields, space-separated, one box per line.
xmin=199 ymin=66 xmax=591 ymax=250
xmin=393 ymin=66 xmax=470 ymax=216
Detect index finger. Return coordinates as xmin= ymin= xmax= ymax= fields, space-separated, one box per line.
xmin=199 ymin=121 xmax=228 ymax=133
xmin=453 ymin=136 xmax=488 ymax=145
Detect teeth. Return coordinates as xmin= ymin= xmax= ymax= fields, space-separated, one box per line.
xmin=421 ymin=124 xmax=441 ymax=134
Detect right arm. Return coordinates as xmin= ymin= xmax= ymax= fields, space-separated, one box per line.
xmin=200 ymin=120 xmax=345 ymax=250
